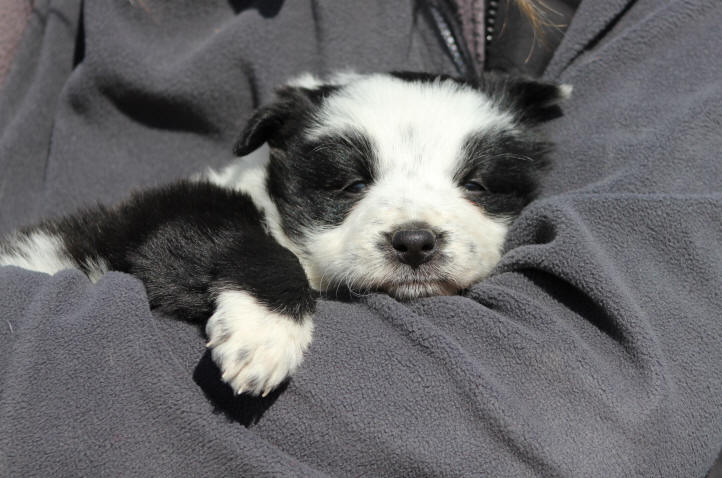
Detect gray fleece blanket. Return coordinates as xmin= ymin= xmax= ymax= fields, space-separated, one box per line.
xmin=1 ymin=0 xmax=721 ymax=476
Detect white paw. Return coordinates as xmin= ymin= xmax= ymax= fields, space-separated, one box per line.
xmin=205 ymin=290 xmax=313 ymax=397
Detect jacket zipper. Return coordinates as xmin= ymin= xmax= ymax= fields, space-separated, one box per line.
xmin=424 ymin=0 xmax=479 ymax=81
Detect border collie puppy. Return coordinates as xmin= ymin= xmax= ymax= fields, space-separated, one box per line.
xmin=0 ymin=72 xmax=570 ymax=396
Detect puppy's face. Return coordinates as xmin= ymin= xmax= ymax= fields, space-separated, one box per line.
xmin=235 ymin=72 xmax=569 ymax=299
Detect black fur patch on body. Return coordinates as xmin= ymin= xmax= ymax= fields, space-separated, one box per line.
xmin=38 ymin=181 xmax=314 ymax=322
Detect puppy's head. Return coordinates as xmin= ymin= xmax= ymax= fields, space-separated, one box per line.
xmin=235 ymin=72 xmax=570 ymax=299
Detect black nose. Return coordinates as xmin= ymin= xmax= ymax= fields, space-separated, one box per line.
xmin=391 ymin=228 xmax=437 ymax=267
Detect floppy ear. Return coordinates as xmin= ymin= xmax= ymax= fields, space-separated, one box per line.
xmin=506 ymin=78 xmax=572 ymax=124
xmin=232 ymin=87 xmax=314 ymax=156
xmin=233 ymin=103 xmax=288 ymax=156
xmin=481 ymin=73 xmax=572 ymax=125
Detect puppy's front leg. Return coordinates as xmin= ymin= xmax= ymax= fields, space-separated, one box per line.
xmin=130 ymin=211 xmax=316 ymax=397
xmin=195 ymin=225 xmax=315 ymax=396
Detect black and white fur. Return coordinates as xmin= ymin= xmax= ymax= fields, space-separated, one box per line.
xmin=0 ymin=71 xmax=570 ymax=396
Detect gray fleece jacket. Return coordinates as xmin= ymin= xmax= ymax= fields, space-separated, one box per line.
xmin=1 ymin=0 xmax=720 ymax=476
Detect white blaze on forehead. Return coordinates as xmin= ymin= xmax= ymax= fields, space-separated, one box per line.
xmin=308 ymin=74 xmax=515 ymax=178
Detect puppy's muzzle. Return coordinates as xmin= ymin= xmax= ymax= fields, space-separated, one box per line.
xmin=391 ymin=226 xmax=437 ymax=268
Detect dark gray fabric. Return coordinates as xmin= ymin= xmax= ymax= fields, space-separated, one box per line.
xmin=1 ymin=0 xmax=721 ymax=476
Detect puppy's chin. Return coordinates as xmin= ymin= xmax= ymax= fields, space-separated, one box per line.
xmin=381 ymin=280 xmax=460 ymax=300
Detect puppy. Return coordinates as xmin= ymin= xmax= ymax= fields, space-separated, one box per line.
xmin=0 ymin=71 xmax=570 ymax=396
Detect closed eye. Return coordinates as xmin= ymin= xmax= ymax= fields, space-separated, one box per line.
xmin=344 ymin=181 xmax=368 ymax=194
xmin=463 ymin=181 xmax=486 ymax=192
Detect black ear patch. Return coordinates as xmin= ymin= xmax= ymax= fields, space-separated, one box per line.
xmin=506 ymin=78 xmax=572 ymax=124
xmin=233 ymin=84 xmax=339 ymax=156
xmin=232 ymin=87 xmax=307 ymax=156
xmin=233 ymin=101 xmax=289 ymax=156
xmin=480 ymin=73 xmax=572 ymax=125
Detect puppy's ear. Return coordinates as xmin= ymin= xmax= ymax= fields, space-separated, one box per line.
xmin=233 ymin=87 xmax=313 ymax=156
xmin=482 ymin=73 xmax=572 ymax=125
xmin=507 ymin=78 xmax=572 ymax=124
